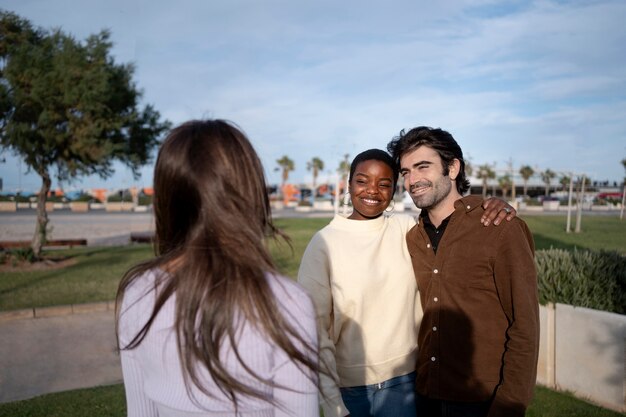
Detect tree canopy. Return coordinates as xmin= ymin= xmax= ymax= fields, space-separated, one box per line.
xmin=307 ymin=156 xmax=324 ymax=192
xmin=498 ymin=174 xmax=512 ymax=199
xmin=541 ymin=169 xmax=557 ymax=196
xmin=519 ymin=165 xmax=535 ymax=197
xmin=276 ymin=155 xmax=295 ymax=186
xmin=0 ymin=11 xmax=170 ymax=256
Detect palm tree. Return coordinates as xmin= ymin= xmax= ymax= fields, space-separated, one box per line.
xmin=519 ymin=165 xmax=534 ymax=197
xmin=622 ymin=158 xmax=626 ymax=185
xmin=498 ymin=174 xmax=512 ymax=199
xmin=307 ymin=157 xmax=324 ymax=197
xmin=541 ymin=169 xmax=556 ymax=196
xmin=464 ymin=156 xmax=474 ymax=178
xmin=476 ymin=164 xmax=496 ymax=198
xmin=559 ymin=175 xmax=571 ymax=191
xmin=337 ymin=154 xmax=350 ymax=193
xmin=276 ymin=155 xmax=295 ymax=190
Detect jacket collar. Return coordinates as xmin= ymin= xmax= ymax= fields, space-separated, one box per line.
xmin=454 ymin=195 xmax=484 ymax=214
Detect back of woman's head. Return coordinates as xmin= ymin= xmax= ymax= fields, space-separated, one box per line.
xmin=117 ymin=119 xmax=318 ymax=409
xmin=154 ymin=120 xmax=273 ymax=260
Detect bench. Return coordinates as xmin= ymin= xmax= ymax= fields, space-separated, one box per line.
xmin=129 ymin=232 xmax=155 ymax=244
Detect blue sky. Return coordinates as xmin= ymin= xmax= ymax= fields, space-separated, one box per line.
xmin=1 ymin=0 xmax=625 ymax=193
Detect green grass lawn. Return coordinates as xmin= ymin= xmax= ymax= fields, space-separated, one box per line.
xmin=0 ymin=383 xmax=623 ymax=417
xmin=523 ymin=214 xmax=626 ymax=253
xmin=0 ymin=245 xmax=154 ymax=311
xmin=0 ymin=214 xmax=624 ymax=415
xmin=1 ymin=215 xmax=624 ymax=311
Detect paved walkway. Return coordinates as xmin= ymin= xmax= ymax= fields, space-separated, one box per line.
xmin=0 ymin=307 xmax=121 ymax=403
xmin=0 ymin=208 xmax=336 ymax=404
xmin=0 ymin=211 xmax=156 ymax=246
xmin=0 ymin=211 xmax=151 ymax=403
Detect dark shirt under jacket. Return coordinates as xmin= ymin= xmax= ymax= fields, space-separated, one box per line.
xmin=420 ymin=211 xmax=452 ymax=254
xmin=406 ymin=195 xmax=539 ymax=417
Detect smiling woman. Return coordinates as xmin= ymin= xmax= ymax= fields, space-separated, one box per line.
xmin=298 ymin=149 xmax=421 ymax=417
xmin=347 ymin=150 xmax=398 ymax=221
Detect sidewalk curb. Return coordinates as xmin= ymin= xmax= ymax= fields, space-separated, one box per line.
xmin=0 ymin=300 xmax=115 ymax=322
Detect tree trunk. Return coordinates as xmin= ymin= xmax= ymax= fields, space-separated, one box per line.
xmin=482 ymin=181 xmax=487 ymax=198
xmin=31 ymin=171 xmax=52 ymax=258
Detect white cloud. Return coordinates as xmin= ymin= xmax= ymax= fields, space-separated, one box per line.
xmin=1 ymin=0 xmax=625 ymax=192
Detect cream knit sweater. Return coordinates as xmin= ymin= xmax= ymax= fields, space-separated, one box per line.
xmin=298 ymin=213 xmax=422 ymax=417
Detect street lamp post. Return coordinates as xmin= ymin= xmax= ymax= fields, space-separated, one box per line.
xmin=575 ymin=175 xmax=586 ymax=233
xmin=564 ymin=171 xmax=586 ymax=233
xmin=566 ymin=174 xmax=574 ymax=233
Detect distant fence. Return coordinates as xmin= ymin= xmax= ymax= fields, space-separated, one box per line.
xmin=537 ymin=303 xmax=626 ymax=412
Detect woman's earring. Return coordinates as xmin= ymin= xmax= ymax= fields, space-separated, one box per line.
xmin=385 ymin=200 xmax=395 ymax=213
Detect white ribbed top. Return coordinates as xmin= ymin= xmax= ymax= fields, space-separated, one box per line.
xmin=119 ymin=269 xmax=318 ymax=417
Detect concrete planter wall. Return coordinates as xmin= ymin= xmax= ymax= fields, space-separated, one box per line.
xmin=69 ymin=202 xmax=90 ymax=212
xmin=313 ymin=200 xmax=334 ymax=211
xmin=537 ymin=303 xmax=626 ymax=412
xmin=0 ymin=201 xmax=17 ymax=212
xmin=270 ymin=201 xmax=284 ymax=210
xmin=105 ymin=202 xmax=134 ymax=212
xmin=542 ymin=200 xmax=560 ymax=211
xmin=590 ymin=204 xmax=622 ymax=211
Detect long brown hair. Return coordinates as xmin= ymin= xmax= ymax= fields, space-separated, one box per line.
xmin=115 ymin=119 xmax=319 ymax=407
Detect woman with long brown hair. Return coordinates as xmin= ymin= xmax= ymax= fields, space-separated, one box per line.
xmin=116 ymin=120 xmax=320 ymax=416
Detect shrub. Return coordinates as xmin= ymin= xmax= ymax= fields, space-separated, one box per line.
xmin=72 ymin=193 xmax=93 ymax=202
xmin=46 ymin=195 xmax=66 ymax=203
xmin=2 ymin=247 xmax=37 ymax=265
xmin=536 ymin=248 xmax=626 ymax=314
xmin=137 ymin=194 xmax=153 ymax=206
xmin=107 ymin=192 xmax=132 ymax=203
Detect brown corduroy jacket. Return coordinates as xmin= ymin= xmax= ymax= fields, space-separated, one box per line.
xmin=407 ymin=195 xmax=539 ymax=417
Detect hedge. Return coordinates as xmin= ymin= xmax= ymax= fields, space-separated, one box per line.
xmin=536 ymin=248 xmax=626 ymax=314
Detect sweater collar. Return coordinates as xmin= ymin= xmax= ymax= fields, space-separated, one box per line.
xmin=330 ymin=213 xmax=387 ymax=231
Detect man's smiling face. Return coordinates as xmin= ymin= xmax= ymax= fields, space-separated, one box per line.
xmin=400 ymin=145 xmax=453 ymax=210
